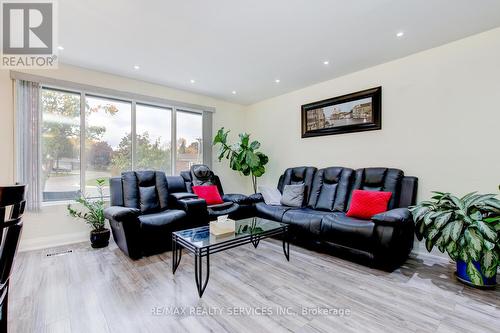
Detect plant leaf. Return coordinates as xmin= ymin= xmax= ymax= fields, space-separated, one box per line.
xmin=446 ymin=241 xmax=457 ymax=257
xmin=461 ymin=191 xmax=477 ymax=202
xmin=483 ymin=198 xmax=500 ymax=212
xmin=245 ymin=151 xmax=260 ymax=168
xmin=434 ymin=211 xmax=453 ymax=229
xmin=466 ymin=261 xmax=484 ymax=286
xmin=251 ymin=165 xmax=265 ymax=177
xmin=249 ymin=140 xmax=260 ymax=150
xmin=423 ymin=211 xmax=438 ymax=226
xmin=460 ymin=247 xmax=470 ymax=262
xmin=464 ymin=228 xmax=483 ymax=253
xmin=466 ymin=194 xmax=497 ymax=209
xmin=449 ymin=195 xmax=465 ymax=211
xmin=425 ymin=237 xmax=435 ymax=252
xmin=411 ymin=206 xmax=432 ymax=222
xmin=440 ymin=222 xmax=454 ymax=244
xmin=469 ymin=211 xmax=483 ymax=221
xmin=483 ymin=239 xmax=495 ymax=251
xmin=481 ymin=250 xmax=499 ymax=278
xmin=255 ymin=151 xmax=269 ymax=166
xmin=238 ymin=132 xmax=250 ymax=148
xmin=483 ymin=216 xmax=500 ymax=223
xmin=450 ymin=220 xmax=464 ymax=242
xmin=475 ymin=220 xmax=498 ymax=242
xmin=467 ymin=246 xmax=481 ymax=261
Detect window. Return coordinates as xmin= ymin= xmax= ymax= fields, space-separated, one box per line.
xmin=175 ymin=110 xmax=203 ymax=174
xmin=85 ymin=96 xmax=132 ymax=197
xmin=41 ymin=88 xmax=81 ymax=202
xmin=136 ymin=104 xmax=172 ymax=174
xmin=39 ymin=86 xmax=210 ymax=202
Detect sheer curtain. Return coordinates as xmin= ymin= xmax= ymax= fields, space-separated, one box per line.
xmin=15 ymin=80 xmax=42 ymax=211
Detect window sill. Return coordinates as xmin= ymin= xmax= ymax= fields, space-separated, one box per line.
xmin=41 ymin=198 xmax=110 ymax=207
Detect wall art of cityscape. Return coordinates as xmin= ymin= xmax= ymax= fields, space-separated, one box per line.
xmin=306 ymin=97 xmax=373 ymax=131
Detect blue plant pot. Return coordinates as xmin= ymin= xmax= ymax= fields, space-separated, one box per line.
xmin=456 ymin=259 xmax=497 ymax=288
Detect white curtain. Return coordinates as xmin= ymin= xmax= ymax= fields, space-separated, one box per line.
xmin=15 ymin=80 xmax=42 ymax=211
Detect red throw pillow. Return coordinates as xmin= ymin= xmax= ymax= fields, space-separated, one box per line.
xmin=192 ymin=185 xmax=224 ymax=205
xmin=346 ymin=190 xmax=392 ymax=220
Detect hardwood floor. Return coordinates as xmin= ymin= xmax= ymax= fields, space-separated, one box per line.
xmin=9 ymin=239 xmax=500 ymax=333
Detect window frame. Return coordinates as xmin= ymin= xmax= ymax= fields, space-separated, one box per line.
xmin=40 ymin=84 xmax=209 ymax=203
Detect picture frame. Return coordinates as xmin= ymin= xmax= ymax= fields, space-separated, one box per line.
xmin=301 ymin=86 xmax=382 ymax=138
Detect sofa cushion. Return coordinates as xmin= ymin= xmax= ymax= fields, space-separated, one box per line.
xmin=277 ymin=167 xmax=317 ymax=205
xmin=352 ymin=168 xmax=403 ymax=210
xmin=308 ymin=167 xmax=354 ymax=212
xmin=192 ymin=185 xmax=224 ymax=205
xmin=280 ymin=184 xmax=305 ymax=207
xmin=321 ymin=213 xmax=375 ymax=252
xmin=121 ymin=171 xmax=169 ymax=210
xmin=282 ymin=208 xmax=334 ymax=236
xmin=255 ymin=202 xmax=293 ymax=221
xmin=346 ymin=190 xmax=392 ymax=220
xmin=259 ymin=186 xmax=282 ymax=205
xmin=139 ymin=185 xmax=160 ymax=213
xmin=138 ymin=209 xmax=186 ymax=227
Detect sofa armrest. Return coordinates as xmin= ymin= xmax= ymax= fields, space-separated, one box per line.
xmin=169 ymin=192 xmax=198 ymax=201
xmin=176 ymin=198 xmax=207 ymax=213
xmin=104 ymin=206 xmax=140 ymax=222
xmin=223 ymin=193 xmax=264 ymax=205
xmin=248 ymin=193 xmax=264 ymax=203
xmin=222 ymin=193 xmax=248 ymax=204
xmin=371 ymin=208 xmax=412 ymax=226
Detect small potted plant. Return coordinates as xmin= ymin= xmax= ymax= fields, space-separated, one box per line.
xmin=67 ymin=178 xmax=110 ymax=248
xmin=410 ymin=191 xmax=500 ymax=288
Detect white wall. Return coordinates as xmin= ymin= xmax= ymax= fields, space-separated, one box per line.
xmin=245 ymin=27 xmax=500 ymax=201
xmin=0 ymin=64 xmax=249 ymax=251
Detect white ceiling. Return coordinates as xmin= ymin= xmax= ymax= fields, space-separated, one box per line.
xmin=59 ymin=0 xmax=500 ymax=105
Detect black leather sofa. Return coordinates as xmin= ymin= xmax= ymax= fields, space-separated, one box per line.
xmin=256 ymin=166 xmax=417 ymax=269
xmin=104 ymin=170 xmax=209 ymax=259
xmin=180 ymin=164 xmax=262 ymax=219
xmin=105 ymin=167 xmax=417 ymax=268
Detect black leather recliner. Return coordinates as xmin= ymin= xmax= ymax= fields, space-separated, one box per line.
xmin=181 ymin=164 xmax=263 ymax=219
xmin=256 ymin=166 xmax=417 ymax=269
xmin=104 ymin=170 xmax=208 ymax=259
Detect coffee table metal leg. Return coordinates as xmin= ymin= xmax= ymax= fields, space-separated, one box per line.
xmin=172 ymin=235 xmax=182 ymax=274
xmin=194 ymin=250 xmax=210 ymax=297
xmin=282 ymin=228 xmax=290 ymax=261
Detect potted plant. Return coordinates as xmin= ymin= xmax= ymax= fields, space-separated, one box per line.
xmin=67 ymin=178 xmax=110 ymax=248
xmin=213 ymin=127 xmax=269 ymax=193
xmin=410 ymin=191 xmax=500 ymax=288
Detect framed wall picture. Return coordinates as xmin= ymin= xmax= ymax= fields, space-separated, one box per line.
xmin=301 ymin=86 xmax=382 ymax=138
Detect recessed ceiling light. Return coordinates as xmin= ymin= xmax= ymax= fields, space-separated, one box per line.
xmin=396 ymin=31 xmax=404 ymax=38
xmin=133 ymin=65 xmax=140 ymax=70
xmin=275 ymin=79 xmax=280 ymax=83
xmin=190 ymin=79 xmax=196 ymax=84
xmin=57 ymin=46 xmax=64 ymax=50
xmin=231 ymin=90 xmax=237 ymax=95
xmin=323 ymin=60 xmax=329 ymax=65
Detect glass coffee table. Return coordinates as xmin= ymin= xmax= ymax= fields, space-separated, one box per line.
xmin=172 ymin=217 xmax=290 ymax=297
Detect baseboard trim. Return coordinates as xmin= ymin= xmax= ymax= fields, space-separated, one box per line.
xmin=18 ymin=231 xmax=89 ymax=252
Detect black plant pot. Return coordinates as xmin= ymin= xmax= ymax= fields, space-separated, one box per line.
xmin=90 ymin=228 xmax=110 ymax=248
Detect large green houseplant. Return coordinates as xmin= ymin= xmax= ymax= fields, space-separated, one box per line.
xmin=67 ymin=178 xmax=110 ymax=248
xmin=410 ymin=191 xmax=500 ymax=287
xmin=213 ymin=128 xmax=269 ymax=193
